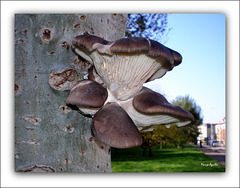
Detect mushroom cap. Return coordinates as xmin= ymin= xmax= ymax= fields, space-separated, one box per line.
xmin=109 ymin=37 xmax=149 ymax=53
xmin=72 ymin=34 xmax=110 ymax=52
xmin=72 ymin=34 xmax=181 ymax=65
xmin=72 ymin=34 xmax=182 ymax=100
xmin=66 ymin=80 xmax=108 ymax=108
xmin=92 ymin=102 xmax=143 ymax=149
xmin=132 ymin=87 xmax=194 ymax=128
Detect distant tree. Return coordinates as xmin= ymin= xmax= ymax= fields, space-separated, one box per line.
xmin=171 ymin=95 xmax=203 ymax=149
xmin=140 ymin=125 xmax=177 ymax=156
xmin=140 ymin=131 xmax=154 ymax=157
xmin=125 ymin=13 xmax=170 ymax=42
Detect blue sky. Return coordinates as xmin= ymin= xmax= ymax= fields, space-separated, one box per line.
xmin=144 ymin=14 xmax=225 ymax=123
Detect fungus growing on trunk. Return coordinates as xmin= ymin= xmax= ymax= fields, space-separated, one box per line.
xmin=72 ymin=34 xmax=182 ymax=100
xmin=130 ymin=87 xmax=194 ymax=131
xmin=66 ymin=80 xmax=108 ymax=115
xmin=92 ymin=102 xmax=143 ymax=149
xmin=67 ymin=33 xmax=194 ymax=149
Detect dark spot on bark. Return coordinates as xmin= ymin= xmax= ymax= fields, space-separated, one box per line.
xmin=47 ymin=51 xmax=56 ymax=55
xmin=89 ymin=137 xmax=93 ymax=142
xmin=60 ymin=42 xmax=70 ymax=51
xmin=63 ymin=125 xmax=74 ymax=133
xmin=65 ymin=158 xmax=69 ymax=165
xmin=73 ymin=23 xmax=81 ymax=29
xmin=97 ymin=165 xmax=99 ymax=168
xmin=58 ymin=105 xmax=71 ymax=114
xmin=80 ymin=15 xmax=86 ymax=20
xmin=26 ymin=127 xmax=34 ymax=131
xmin=15 ymin=39 xmax=24 ymax=44
xmin=22 ymin=30 xmax=28 ymax=35
xmin=43 ymin=29 xmax=51 ymax=39
xmin=15 ymin=83 xmax=21 ymax=95
xmin=39 ymin=28 xmax=53 ymax=44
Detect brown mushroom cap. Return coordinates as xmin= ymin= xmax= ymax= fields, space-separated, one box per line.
xmin=109 ymin=37 xmax=149 ymax=53
xmin=92 ymin=102 xmax=143 ymax=149
xmin=72 ymin=34 xmax=182 ymax=100
xmin=72 ymin=34 xmax=110 ymax=52
xmin=66 ymin=80 xmax=108 ymax=108
xmin=132 ymin=87 xmax=194 ymax=127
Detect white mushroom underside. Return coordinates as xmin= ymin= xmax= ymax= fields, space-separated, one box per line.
xmin=77 ymin=89 xmax=191 ymax=131
xmin=90 ymin=51 xmax=163 ymax=100
xmin=120 ymin=99 xmax=191 ymax=131
xmin=77 ymin=106 xmax=99 ymax=116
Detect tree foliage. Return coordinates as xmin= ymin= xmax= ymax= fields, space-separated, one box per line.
xmin=172 ymin=95 xmax=203 ymax=146
xmin=126 ymin=13 xmax=170 ymax=42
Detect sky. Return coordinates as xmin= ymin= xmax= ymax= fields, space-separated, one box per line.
xmin=144 ymin=14 xmax=225 ymax=124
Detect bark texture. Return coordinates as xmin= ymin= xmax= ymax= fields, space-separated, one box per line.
xmin=15 ymin=14 xmax=127 ymax=172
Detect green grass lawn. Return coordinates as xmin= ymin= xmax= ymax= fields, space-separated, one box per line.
xmin=111 ymin=145 xmax=225 ymax=172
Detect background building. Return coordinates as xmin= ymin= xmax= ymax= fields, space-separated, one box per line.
xmin=215 ymin=117 xmax=226 ymax=144
xmin=197 ymin=117 xmax=225 ymax=145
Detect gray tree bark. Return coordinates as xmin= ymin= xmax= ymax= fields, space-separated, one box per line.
xmin=15 ymin=14 xmax=127 ymax=172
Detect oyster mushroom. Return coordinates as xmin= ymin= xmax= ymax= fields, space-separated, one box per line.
xmin=92 ymin=102 xmax=143 ymax=149
xmin=72 ymin=34 xmax=182 ymax=100
xmin=67 ymin=34 xmax=194 ymax=149
xmin=124 ymin=87 xmax=194 ymax=131
xmin=66 ymin=79 xmax=108 ymax=115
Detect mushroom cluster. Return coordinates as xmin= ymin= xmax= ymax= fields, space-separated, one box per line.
xmin=67 ymin=34 xmax=194 ymax=149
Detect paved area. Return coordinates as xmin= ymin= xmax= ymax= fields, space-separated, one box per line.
xmin=194 ymin=145 xmax=226 ymax=166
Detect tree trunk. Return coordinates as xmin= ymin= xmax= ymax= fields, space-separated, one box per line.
xmin=15 ymin=14 xmax=127 ymax=172
xmin=160 ymin=141 xmax=162 ymax=150
xmin=148 ymin=146 xmax=152 ymax=157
